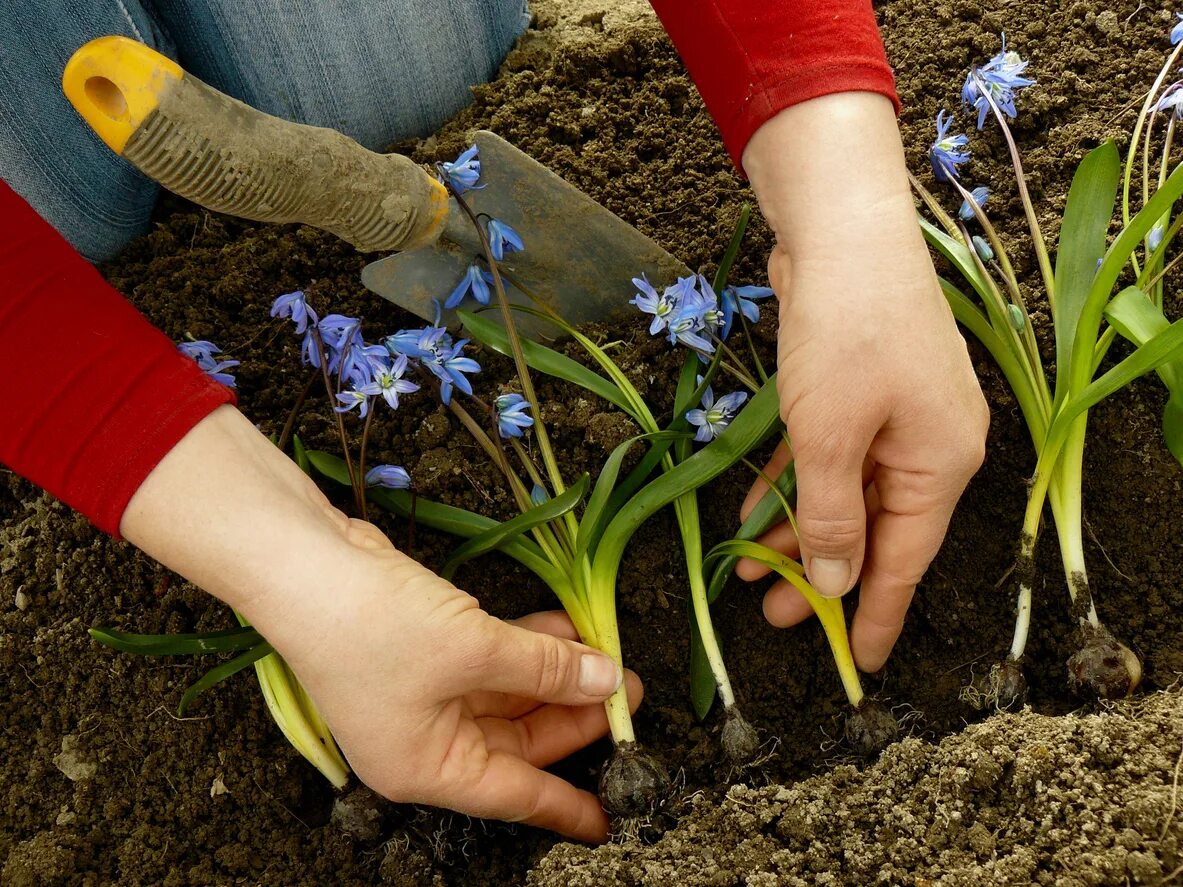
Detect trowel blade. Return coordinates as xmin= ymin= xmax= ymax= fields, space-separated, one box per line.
xmin=361 ymin=130 xmax=690 ymax=340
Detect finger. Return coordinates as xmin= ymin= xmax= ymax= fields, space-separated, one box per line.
xmin=739 ymin=441 xmax=793 ymax=521
xmin=792 ymin=428 xmax=873 ymax=599
xmin=468 ymin=611 xmax=585 ymax=718
xmin=444 ymin=752 xmax=612 ymax=842
xmin=735 ymin=520 xmax=800 ymax=581
xmin=851 ymin=498 xmax=954 ymax=672
xmin=761 ymin=577 xmax=815 ymax=628
xmin=478 ymin=672 xmax=643 ymax=768
xmin=505 ymin=610 xmax=580 ymax=641
xmin=474 ymin=617 xmax=623 ymax=705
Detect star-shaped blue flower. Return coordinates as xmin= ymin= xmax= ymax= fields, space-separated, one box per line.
xmin=365 ymin=464 xmax=411 ymax=489
xmin=495 ymin=393 xmax=534 ymax=439
xmin=441 ymin=145 xmax=482 ymax=194
xmin=487 ymin=219 xmax=524 ymax=261
xmin=445 ymin=263 xmax=496 ymax=309
xmin=685 ymin=382 xmax=748 ymax=442
xmin=931 ymin=110 xmax=970 ymax=183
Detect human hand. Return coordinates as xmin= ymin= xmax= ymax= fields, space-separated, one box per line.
xmin=121 ymin=406 xmax=639 ymax=842
xmin=738 ymin=93 xmax=990 ymax=672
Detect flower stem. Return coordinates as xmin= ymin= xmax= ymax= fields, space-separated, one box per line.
xmin=311 ymin=328 xmax=360 ymax=511
xmin=277 ymin=368 xmax=319 ymax=454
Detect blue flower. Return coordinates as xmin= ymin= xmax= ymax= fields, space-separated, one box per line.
xmin=529 ymin=484 xmax=548 ymax=506
xmin=495 ymin=393 xmax=534 ymax=438
xmin=178 ymin=340 xmax=239 ymax=388
xmin=445 ymin=263 xmax=495 ymax=309
xmin=358 ymin=353 xmax=420 ymax=410
xmin=630 ymin=275 xmax=681 ymax=335
xmin=959 ymin=186 xmax=990 ymax=220
xmin=1155 ymin=85 xmax=1183 ymax=120
xmin=1172 ymin=12 xmax=1183 ymax=45
xmin=423 ymin=337 xmax=480 ymax=405
xmin=961 ymin=35 xmax=1036 ymax=130
xmin=271 ymin=290 xmax=317 ymax=334
xmin=1149 ymin=223 xmax=1165 ymax=252
xmin=931 ymin=110 xmax=971 ymax=182
xmin=685 ymin=381 xmax=748 ymax=442
xmin=694 ymin=275 xmax=726 ymax=336
xmin=334 ymin=389 xmax=370 ymax=418
xmin=440 ymin=145 xmax=482 ymax=194
xmin=720 ymin=284 xmax=774 ymax=339
xmin=487 ymin=219 xmax=524 ymax=261
xmin=365 ymin=464 xmax=411 ymax=489
xmin=665 ymin=278 xmax=717 ymax=353
xmin=972 ymin=235 xmax=995 ymax=262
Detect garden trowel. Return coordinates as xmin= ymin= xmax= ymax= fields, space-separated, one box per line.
xmin=64 ymin=36 xmax=689 ymax=339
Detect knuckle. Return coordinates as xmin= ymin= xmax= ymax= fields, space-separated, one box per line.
xmin=532 ymin=638 xmax=569 ymax=700
xmin=795 ymin=513 xmax=864 ymax=551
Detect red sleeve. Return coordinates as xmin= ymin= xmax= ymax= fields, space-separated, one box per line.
xmin=648 ymin=0 xmax=899 ymax=170
xmin=0 ymin=180 xmax=234 ymax=537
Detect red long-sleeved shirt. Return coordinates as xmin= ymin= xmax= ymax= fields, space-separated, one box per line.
xmin=0 ymin=1 xmax=895 ymax=537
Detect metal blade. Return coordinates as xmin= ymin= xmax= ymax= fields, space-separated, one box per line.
xmin=361 ymin=130 xmax=689 ymax=340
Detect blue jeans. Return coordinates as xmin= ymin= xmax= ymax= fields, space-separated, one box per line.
xmin=0 ymin=1 xmax=529 ymax=262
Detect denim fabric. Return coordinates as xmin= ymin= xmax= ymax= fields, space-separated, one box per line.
xmin=0 ymin=1 xmax=529 ymax=262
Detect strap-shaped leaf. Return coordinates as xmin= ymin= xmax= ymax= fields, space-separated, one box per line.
xmin=177 ymin=641 xmax=275 ymax=716
xmin=689 ymin=615 xmax=719 ymax=720
xmin=457 ymin=309 xmax=636 ymax=417
xmin=1105 ymin=287 xmax=1183 ymax=467
xmin=575 ymin=431 xmax=689 ymax=563
xmin=1052 ymin=142 xmax=1120 ymax=396
xmin=439 ymin=474 xmax=590 ymax=580
xmin=711 ymin=202 xmax=750 ymax=293
xmin=292 ymin=434 xmax=313 ymax=476
xmin=704 ymin=463 xmax=797 ymax=605
xmin=591 ymin=376 xmax=782 ymax=596
xmin=89 ymin=625 xmax=264 ymax=656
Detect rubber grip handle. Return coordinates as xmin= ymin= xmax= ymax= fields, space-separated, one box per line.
xmin=63 ymin=36 xmax=448 ymax=252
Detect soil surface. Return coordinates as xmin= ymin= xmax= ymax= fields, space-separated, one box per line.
xmin=3 ymin=0 xmax=1183 ymax=885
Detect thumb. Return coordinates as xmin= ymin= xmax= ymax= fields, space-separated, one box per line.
xmin=476 ymin=617 xmax=623 ymax=706
xmin=792 ymin=437 xmax=870 ymax=598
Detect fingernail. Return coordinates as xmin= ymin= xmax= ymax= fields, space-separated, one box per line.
xmin=809 ymin=557 xmax=851 ymax=598
xmin=580 ymin=654 xmax=622 ymax=696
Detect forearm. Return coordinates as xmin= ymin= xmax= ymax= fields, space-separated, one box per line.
xmin=119 ymin=404 xmax=388 ymax=623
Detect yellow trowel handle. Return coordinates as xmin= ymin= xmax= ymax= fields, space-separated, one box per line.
xmin=63 ymin=36 xmax=448 ymax=252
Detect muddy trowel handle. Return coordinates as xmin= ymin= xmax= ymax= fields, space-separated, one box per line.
xmin=63 ymin=36 xmax=448 ymax=252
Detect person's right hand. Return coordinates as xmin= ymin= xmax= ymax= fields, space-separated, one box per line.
xmin=121 ymin=405 xmax=640 ymax=842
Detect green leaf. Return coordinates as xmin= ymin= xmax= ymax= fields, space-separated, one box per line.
xmin=591 ymin=376 xmax=782 ymax=598
xmin=178 ymin=642 xmax=275 ymax=716
xmin=89 ymin=625 xmax=265 ymax=656
xmin=440 ymin=474 xmax=590 ymax=580
xmin=1072 ymin=156 xmax=1183 ymax=389
xmin=711 ymin=203 xmax=751 ymax=294
xmin=689 ymin=615 xmax=718 ymax=720
xmin=920 ymin=218 xmax=995 ymax=302
xmin=1061 ymin=314 xmax=1183 ymax=428
xmin=576 ymin=431 xmax=688 ymax=563
xmin=1053 ymin=142 xmax=1120 ymax=396
xmin=457 ymin=309 xmax=637 ymax=417
xmin=1104 ymin=287 xmax=1183 ymax=466
xmin=292 ymin=434 xmax=312 ymax=475
xmin=704 ymin=462 xmax=797 ymax=605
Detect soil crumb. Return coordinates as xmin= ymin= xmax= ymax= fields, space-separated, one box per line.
xmin=533 ymin=691 xmax=1183 ymax=886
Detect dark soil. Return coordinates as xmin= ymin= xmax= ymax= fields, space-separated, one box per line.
xmin=3 ymin=1 xmax=1183 ymax=884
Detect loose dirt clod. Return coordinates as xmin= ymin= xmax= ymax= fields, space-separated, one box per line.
xmin=598 ymin=742 xmax=669 ymax=817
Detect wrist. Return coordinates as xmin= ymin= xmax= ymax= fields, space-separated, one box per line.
xmin=120 ymin=405 xmax=361 ymax=615
xmin=742 ymin=92 xmax=917 ymax=265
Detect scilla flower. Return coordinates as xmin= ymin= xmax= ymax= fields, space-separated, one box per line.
xmin=445 ymin=263 xmax=495 ymax=309
xmin=495 ymin=393 xmax=534 ymax=439
xmin=631 ymin=275 xmax=680 ymax=334
xmin=364 ymin=464 xmax=411 ymax=489
xmin=720 ymin=284 xmax=774 ymax=339
xmin=1172 ymin=12 xmax=1183 ymax=45
xmin=961 ymin=35 xmax=1035 ymax=129
xmin=424 ymin=337 xmax=481 ymax=405
xmin=487 ymin=219 xmax=524 ymax=261
xmin=931 ymin=110 xmax=970 ymax=182
xmin=686 ymin=380 xmax=748 ymax=442
xmin=441 ymin=145 xmax=482 ymax=193
xmin=959 ymin=186 xmax=990 ymax=221
xmin=334 ymin=389 xmax=370 ymax=418
xmin=178 ymin=340 xmax=239 ymax=388
xmin=270 ymin=290 xmax=317 ymax=334
xmin=359 ymin=353 xmax=419 ymax=410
